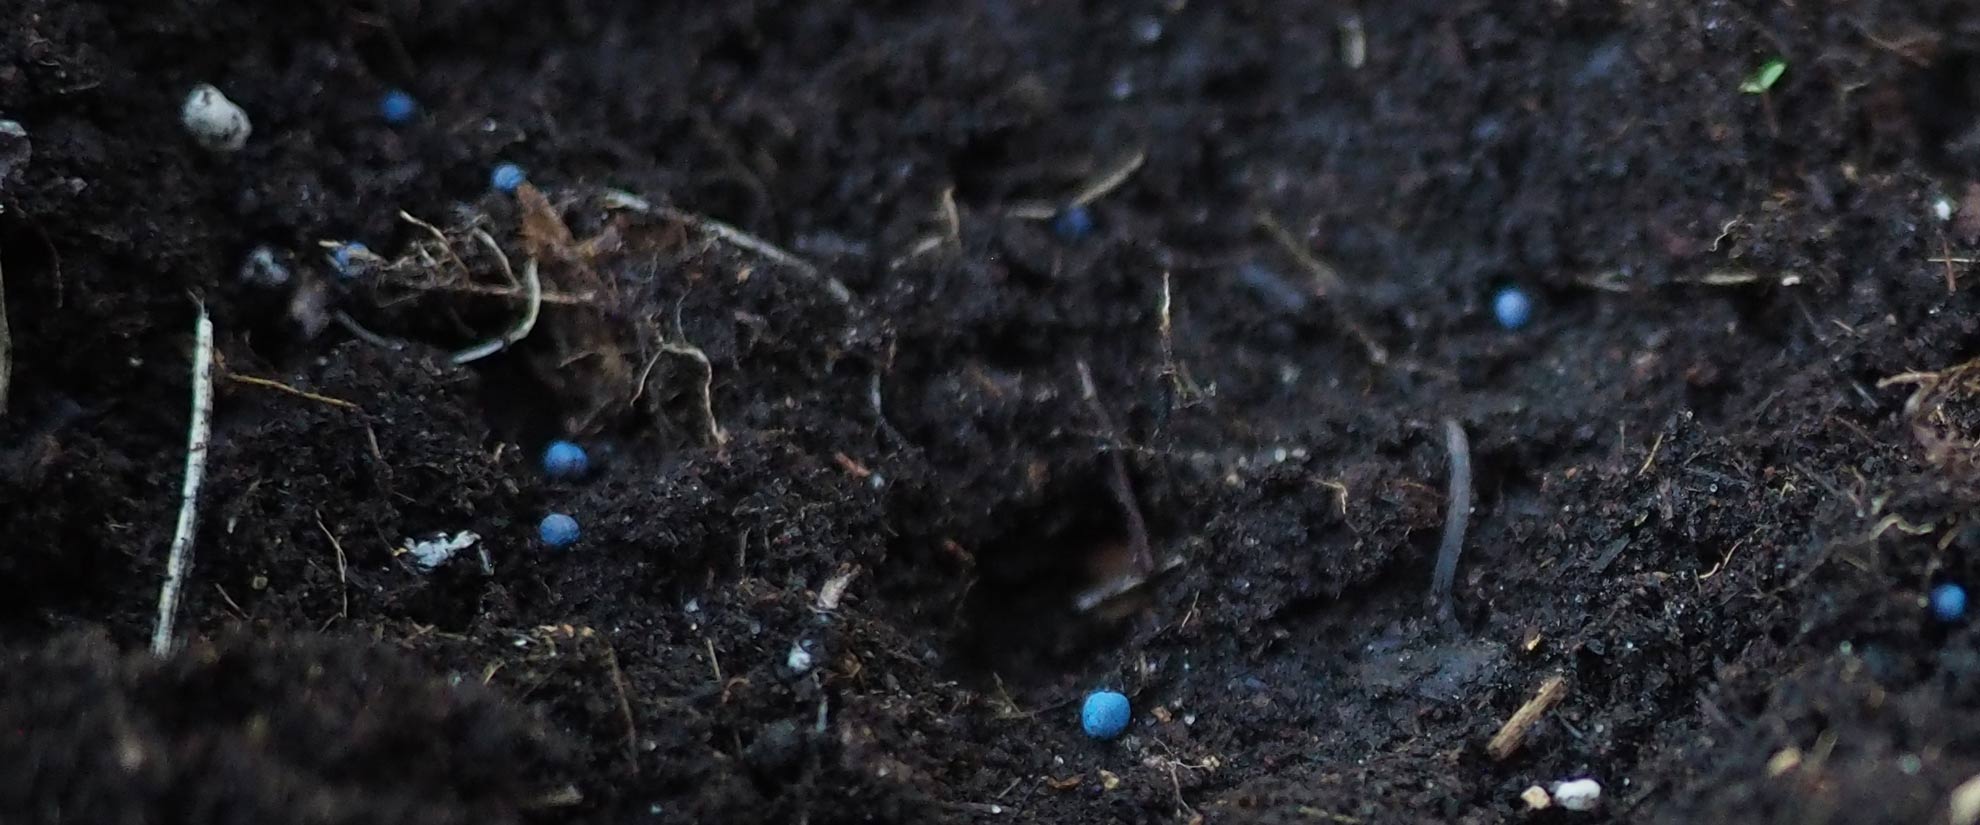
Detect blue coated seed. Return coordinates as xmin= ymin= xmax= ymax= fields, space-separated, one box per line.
xmin=1932 ymin=583 xmax=1967 ymax=623
xmin=1053 ymin=205 xmax=1095 ymax=241
xmin=491 ymin=162 xmax=526 ymax=193
xmin=330 ymin=242 xmax=371 ymax=279
xmin=1081 ymin=690 xmax=1131 ymax=740
xmin=379 ymin=89 xmax=417 ymax=124
xmin=542 ymin=440 xmax=589 ymax=480
xmin=1492 ymin=286 xmax=1533 ymax=330
xmin=539 ymin=513 xmax=580 ymax=548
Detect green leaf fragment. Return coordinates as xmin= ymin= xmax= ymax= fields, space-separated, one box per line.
xmin=1741 ymin=58 xmax=1786 ymax=94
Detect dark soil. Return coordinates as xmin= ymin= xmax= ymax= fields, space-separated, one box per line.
xmin=6 ymin=1 xmax=1980 ymax=822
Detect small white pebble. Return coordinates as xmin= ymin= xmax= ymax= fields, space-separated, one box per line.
xmin=181 ymin=84 xmax=251 ymax=152
xmin=785 ymin=640 xmax=815 ymax=674
xmin=1950 ymin=773 xmax=1980 ymax=825
xmin=1553 ymin=778 xmax=1602 ymax=812
xmin=239 ymin=246 xmax=290 ymax=287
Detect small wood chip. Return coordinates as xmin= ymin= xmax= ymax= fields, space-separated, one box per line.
xmin=1487 ymin=675 xmax=1569 ymax=760
xmin=1766 ymin=747 xmax=1802 ymax=777
xmin=1520 ymin=785 xmax=1552 ymax=810
xmin=815 ymin=564 xmax=859 ymax=613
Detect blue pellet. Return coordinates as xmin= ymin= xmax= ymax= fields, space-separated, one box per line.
xmin=1932 ymin=582 xmax=1968 ymax=623
xmin=330 ymin=242 xmax=371 ymax=279
xmin=1492 ymin=286 xmax=1533 ymax=330
xmin=542 ymin=440 xmax=589 ymax=480
xmin=491 ymin=162 xmax=527 ymax=193
xmin=379 ymin=89 xmax=418 ymax=125
xmin=1081 ymin=690 xmax=1131 ymax=740
xmin=539 ymin=513 xmax=580 ymax=548
xmin=1053 ymin=205 xmax=1095 ymax=241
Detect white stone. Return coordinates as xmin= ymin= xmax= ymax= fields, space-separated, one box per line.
xmin=1553 ymin=778 xmax=1602 ymax=812
xmin=401 ymin=531 xmax=481 ymax=571
xmin=181 ymin=84 xmax=251 ymax=152
xmin=785 ymin=640 xmax=815 ymax=674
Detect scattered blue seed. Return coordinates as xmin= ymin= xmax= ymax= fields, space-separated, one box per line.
xmin=379 ymin=89 xmax=418 ymax=125
xmin=1932 ymin=582 xmax=1967 ymax=623
xmin=491 ymin=162 xmax=527 ymax=193
xmin=330 ymin=242 xmax=372 ymax=279
xmin=539 ymin=513 xmax=580 ymax=548
xmin=542 ymin=440 xmax=589 ymax=480
xmin=1081 ymin=690 xmax=1131 ymax=740
xmin=1053 ymin=204 xmax=1095 ymax=241
xmin=1492 ymin=285 xmax=1533 ymax=330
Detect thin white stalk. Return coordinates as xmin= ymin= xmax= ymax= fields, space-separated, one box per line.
xmin=152 ymin=306 xmax=215 ymax=655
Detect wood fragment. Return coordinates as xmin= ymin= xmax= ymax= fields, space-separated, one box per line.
xmin=1487 ymin=675 xmax=1569 ymax=760
xmin=815 ymin=564 xmax=859 ymax=613
xmin=653 ymin=337 xmax=727 ymax=448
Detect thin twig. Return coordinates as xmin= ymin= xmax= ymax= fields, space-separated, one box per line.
xmin=0 ymin=243 xmax=10 ymax=416
xmin=1430 ymin=418 xmax=1472 ymax=626
xmin=1076 ymin=360 xmax=1154 ymax=573
xmin=1069 ymin=148 xmax=1148 ymax=206
xmin=451 ymin=258 xmax=542 ymax=365
xmin=471 ymin=229 xmax=518 ymax=288
xmin=397 ymin=210 xmax=472 ymax=277
xmin=939 ymin=186 xmax=962 ymax=250
xmin=1635 ymin=431 xmax=1665 ymax=478
xmin=392 ymin=279 xmax=594 ymax=306
xmin=1256 ymin=210 xmax=1345 ymax=296
xmin=1487 ymin=675 xmax=1568 ymax=760
xmin=152 ymin=306 xmax=215 ymax=655
xmin=1156 ymin=272 xmax=1199 ymax=405
xmin=315 ymin=513 xmax=349 ymax=621
xmin=659 ymin=205 xmax=849 ymax=303
xmin=602 ymin=191 xmax=852 ymax=306
xmin=333 ymin=311 xmax=405 ymax=350
xmin=227 ymin=373 xmax=359 ymax=410
xmin=0 ymin=241 xmax=8 ymax=415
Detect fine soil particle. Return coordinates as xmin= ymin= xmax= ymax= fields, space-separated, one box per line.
xmin=6 ymin=1 xmax=1980 ymax=823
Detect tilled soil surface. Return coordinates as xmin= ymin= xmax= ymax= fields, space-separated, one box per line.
xmin=7 ymin=1 xmax=1980 ymax=823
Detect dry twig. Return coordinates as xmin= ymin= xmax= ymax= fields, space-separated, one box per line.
xmin=1076 ymin=360 xmax=1154 ymax=573
xmin=600 ymin=190 xmax=852 ymax=306
xmin=1487 ymin=675 xmax=1569 ymax=760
